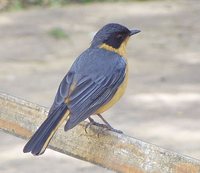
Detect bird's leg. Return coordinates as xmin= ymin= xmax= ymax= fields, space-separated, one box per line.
xmin=85 ymin=117 xmax=107 ymax=133
xmin=88 ymin=117 xmax=108 ymax=128
xmin=85 ymin=115 xmax=123 ymax=134
xmin=97 ymin=114 xmax=123 ymax=134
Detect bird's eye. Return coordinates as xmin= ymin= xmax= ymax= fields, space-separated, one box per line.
xmin=116 ymin=34 xmax=123 ymax=39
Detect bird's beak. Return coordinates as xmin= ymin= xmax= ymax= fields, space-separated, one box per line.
xmin=129 ymin=29 xmax=141 ymax=36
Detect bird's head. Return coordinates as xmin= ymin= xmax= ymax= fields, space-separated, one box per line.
xmin=91 ymin=23 xmax=140 ymax=56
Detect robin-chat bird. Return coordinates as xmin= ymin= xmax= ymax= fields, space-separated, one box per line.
xmin=23 ymin=23 xmax=140 ymax=155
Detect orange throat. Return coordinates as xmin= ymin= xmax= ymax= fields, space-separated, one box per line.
xmin=99 ymin=37 xmax=129 ymax=57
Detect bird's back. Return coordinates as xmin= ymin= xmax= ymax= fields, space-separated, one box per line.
xmin=70 ymin=47 xmax=127 ymax=80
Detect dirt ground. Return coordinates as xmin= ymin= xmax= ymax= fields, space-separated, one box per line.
xmin=0 ymin=0 xmax=200 ymax=172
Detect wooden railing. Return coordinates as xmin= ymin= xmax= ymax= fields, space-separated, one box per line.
xmin=0 ymin=92 xmax=200 ymax=173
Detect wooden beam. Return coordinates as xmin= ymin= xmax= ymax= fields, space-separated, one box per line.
xmin=0 ymin=92 xmax=200 ymax=173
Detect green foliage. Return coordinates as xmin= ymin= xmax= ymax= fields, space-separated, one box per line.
xmin=8 ymin=0 xmax=23 ymax=11
xmin=2 ymin=0 xmax=152 ymax=11
xmin=48 ymin=27 xmax=69 ymax=40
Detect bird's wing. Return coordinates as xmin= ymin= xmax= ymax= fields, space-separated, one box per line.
xmin=65 ymin=65 xmax=126 ymax=130
xmin=48 ymin=71 xmax=74 ymax=116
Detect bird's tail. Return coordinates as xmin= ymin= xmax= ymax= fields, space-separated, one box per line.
xmin=23 ymin=103 xmax=69 ymax=156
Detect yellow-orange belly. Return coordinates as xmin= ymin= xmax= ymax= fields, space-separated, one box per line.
xmin=95 ymin=65 xmax=128 ymax=114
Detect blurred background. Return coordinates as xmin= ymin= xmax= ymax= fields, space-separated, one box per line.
xmin=0 ymin=0 xmax=200 ymax=172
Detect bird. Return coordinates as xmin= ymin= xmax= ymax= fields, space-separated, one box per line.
xmin=23 ymin=23 xmax=140 ymax=156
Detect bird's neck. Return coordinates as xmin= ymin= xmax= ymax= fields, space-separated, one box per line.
xmin=99 ymin=37 xmax=129 ymax=57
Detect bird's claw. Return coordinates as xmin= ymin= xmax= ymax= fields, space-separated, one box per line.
xmin=107 ymin=127 xmax=123 ymax=134
xmin=85 ymin=120 xmax=107 ymax=133
xmin=85 ymin=119 xmax=123 ymax=134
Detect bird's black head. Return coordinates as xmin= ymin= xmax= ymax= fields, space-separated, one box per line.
xmin=91 ymin=23 xmax=140 ymax=49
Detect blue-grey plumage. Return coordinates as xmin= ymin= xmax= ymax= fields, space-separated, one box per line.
xmin=23 ymin=103 xmax=68 ymax=155
xmin=65 ymin=47 xmax=126 ymax=129
xmin=23 ymin=23 xmax=140 ymax=155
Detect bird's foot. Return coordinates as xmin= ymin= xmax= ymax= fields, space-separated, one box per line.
xmin=97 ymin=114 xmax=123 ymax=134
xmin=106 ymin=127 xmax=123 ymax=134
xmin=85 ymin=118 xmax=107 ymax=133
xmin=95 ymin=125 xmax=123 ymax=137
xmin=85 ymin=117 xmax=123 ymax=134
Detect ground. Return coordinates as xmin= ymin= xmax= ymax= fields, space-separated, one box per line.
xmin=0 ymin=0 xmax=200 ymax=172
